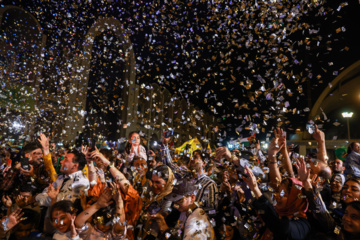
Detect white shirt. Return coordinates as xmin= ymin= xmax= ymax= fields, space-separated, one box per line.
xmin=36 ymin=171 xmax=90 ymax=207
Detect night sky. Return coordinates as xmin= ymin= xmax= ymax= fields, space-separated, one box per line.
xmin=1 ymin=0 xmax=360 ymax=142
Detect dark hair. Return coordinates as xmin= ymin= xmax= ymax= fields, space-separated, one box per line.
xmin=347 ymin=142 xmax=358 ymax=154
xmin=19 ymin=184 xmax=34 ymax=195
xmin=100 ymin=149 xmax=112 ymax=160
xmin=49 ymin=200 xmax=75 ymax=221
xmin=347 ymin=201 xmax=360 ymax=212
xmin=152 ymin=165 xmax=170 ymax=182
xmin=281 ymin=178 xmax=293 ymax=193
xmin=125 ymin=131 xmax=140 ymax=154
xmin=345 ymin=177 xmax=360 ymax=186
xmin=18 ymin=208 xmax=39 ymax=227
xmin=23 ymin=142 xmax=42 ymax=154
xmin=131 ymin=156 xmax=147 ymax=166
xmin=68 ymin=150 xmax=86 ymax=171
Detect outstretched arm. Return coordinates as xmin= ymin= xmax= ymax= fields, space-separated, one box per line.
xmin=268 ymin=136 xmax=283 ymax=187
xmin=312 ymin=125 xmax=328 ymax=163
xmin=91 ymin=147 xmax=130 ymax=195
xmin=75 ymin=188 xmax=113 ymax=228
xmin=276 ymin=128 xmax=294 ymax=178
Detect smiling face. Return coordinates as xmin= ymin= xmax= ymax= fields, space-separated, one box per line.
xmin=25 ymin=148 xmax=43 ymax=163
xmin=151 ymin=174 xmax=167 ymax=195
xmin=51 ymin=210 xmax=72 ymax=233
xmin=129 ymin=133 xmax=140 ymax=147
xmin=133 ymin=158 xmax=147 ymax=175
xmin=341 ymin=180 xmax=360 ymax=203
xmin=60 ymin=153 xmax=78 ymax=175
xmin=330 ymin=178 xmax=343 ymax=193
xmin=342 ymin=205 xmax=360 ymax=234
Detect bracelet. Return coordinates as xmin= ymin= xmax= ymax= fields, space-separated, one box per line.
xmin=230 ymin=154 xmax=236 ymax=162
xmin=2 ymin=217 xmax=9 ymax=231
xmin=269 ymin=162 xmax=278 ymax=164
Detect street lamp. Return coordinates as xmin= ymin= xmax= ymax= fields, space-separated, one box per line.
xmin=342 ymin=112 xmax=353 ymax=141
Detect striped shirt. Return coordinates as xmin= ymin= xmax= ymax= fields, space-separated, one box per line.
xmin=195 ymin=173 xmax=218 ymax=211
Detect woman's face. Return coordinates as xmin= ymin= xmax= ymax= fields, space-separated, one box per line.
xmin=151 ymin=174 xmax=167 ymax=194
xmin=330 ymin=179 xmax=343 ymax=193
xmin=133 ymin=159 xmax=147 ymax=175
xmin=342 ymin=205 xmax=360 ymax=234
xmin=218 ymin=225 xmax=234 ymax=240
xmin=129 ymin=133 xmax=140 ymax=146
xmin=51 ymin=210 xmax=72 ymax=233
xmin=341 ymin=180 xmax=360 ymax=203
xmin=275 ymin=183 xmax=289 ymax=211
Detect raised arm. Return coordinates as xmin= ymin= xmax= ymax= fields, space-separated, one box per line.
xmin=91 ymin=147 xmax=130 ymax=195
xmin=75 ymin=187 xmax=113 ymax=228
xmin=38 ymin=133 xmax=57 ymax=182
xmin=276 ymin=128 xmax=294 ymax=178
xmin=268 ymin=137 xmax=283 ymax=187
xmin=312 ymin=125 xmax=328 ymax=163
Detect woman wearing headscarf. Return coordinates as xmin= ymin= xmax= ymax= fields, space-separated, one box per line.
xmin=136 ymin=165 xmax=175 ymax=240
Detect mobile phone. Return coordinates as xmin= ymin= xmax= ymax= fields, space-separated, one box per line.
xmin=306 ymin=124 xmax=315 ymax=134
xmin=146 ymin=202 xmax=161 ymax=215
xmin=20 ymin=157 xmax=30 ymax=171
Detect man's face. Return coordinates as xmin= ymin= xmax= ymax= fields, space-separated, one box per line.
xmin=13 ymin=223 xmax=33 ymax=239
xmin=148 ymin=158 xmax=157 ymax=169
xmin=333 ymin=159 xmax=345 ymax=174
xmin=175 ymin=195 xmax=194 ymax=212
xmin=133 ymin=159 xmax=147 ymax=175
xmin=27 ymin=148 xmax=43 ymax=163
xmin=189 ymin=153 xmax=204 ymax=173
xmin=353 ymin=143 xmax=360 ymax=153
xmin=60 ymin=153 xmax=78 ymax=175
xmin=18 ymin=192 xmax=33 ymax=206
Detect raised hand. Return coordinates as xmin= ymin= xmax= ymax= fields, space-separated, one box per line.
xmin=90 ymin=147 xmax=110 ymax=165
xmin=15 ymin=195 xmax=26 ymax=208
xmin=68 ymin=213 xmax=78 ymax=238
xmin=215 ymin=146 xmax=232 ymax=161
xmin=275 ymin=128 xmax=287 ymax=150
xmin=312 ymin=124 xmax=325 ymax=143
xmin=2 ymin=195 xmax=12 ymax=208
xmin=47 ymin=184 xmax=60 ymax=200
xmin=38 ymin=133 xmax=50 ymax=155
xmin=109 ymin=182 xmax=123 ymax=204
xmin=95 ymin=188 xmax=114 ymax=209
xmin=6 ymin=208 xmax=24 ymax=231
xmin=242 ymin=165 xmax=258 ymax=191
xmin=268 ymin=137 xmax=284 ymax=157
xmin=295 ymin=158 xmax=310 ymax=182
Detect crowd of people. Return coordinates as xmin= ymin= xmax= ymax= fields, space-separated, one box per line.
xmin=0 ymin=125 xmax=360 ymax=240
